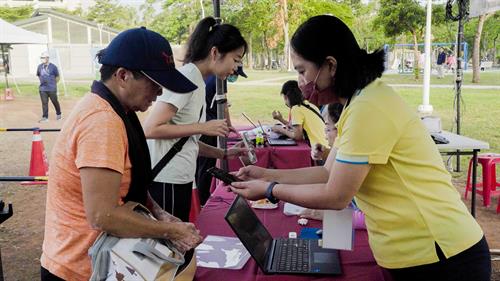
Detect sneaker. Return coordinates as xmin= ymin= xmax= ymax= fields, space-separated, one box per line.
xmin=39 ymin=117 xmax=48 ymax=123
xmin=56 ymin=114 xmax=62 ymax=120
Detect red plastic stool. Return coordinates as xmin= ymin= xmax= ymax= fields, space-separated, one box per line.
xmin=464 ymin=153 xmax=500 ymax=207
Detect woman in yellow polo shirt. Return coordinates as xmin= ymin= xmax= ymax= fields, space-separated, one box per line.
xmin=230 ymin=15 xmax=490 ymax=281
xmin=271 ymin=80 xmax=328 ymax=150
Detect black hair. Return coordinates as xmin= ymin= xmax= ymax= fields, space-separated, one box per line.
xmin=327 ymin=103 xmax=343 ymax=123
xmin=96 ymin=49 xmax=144 ymax=82
xmin=291 ymin=15 xmax=385 ymax=100
xmin=184 ymin=17 xmax=248 ymax=64
xmin=280 ymin=80 xmax=304 ymax=107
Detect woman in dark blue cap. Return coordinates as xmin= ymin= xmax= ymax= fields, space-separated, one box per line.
xmin=229 ymin=15 xmax=490 ymax=281
xmin=144 ymin=17 xmax=248 ymax=222
xmin=41 ymin=27 xmax=203 ymax=281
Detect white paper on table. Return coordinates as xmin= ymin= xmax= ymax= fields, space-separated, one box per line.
xmin=283 ymin=202 xmax=306 ymax=216
xmin=322 ymin=208 xmax=354 ymax=251
xmin=195 ymin=235 xmax=251 ymax=269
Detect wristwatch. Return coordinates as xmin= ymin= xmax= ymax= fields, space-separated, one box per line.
xmin=265 ymin=182 xmax=280 ymax=204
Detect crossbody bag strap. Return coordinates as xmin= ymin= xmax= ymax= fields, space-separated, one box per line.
xmin=301 ymin=102 xmax=324 ymax=123
xmin=151 ymin=104 xmax=205 ymax=179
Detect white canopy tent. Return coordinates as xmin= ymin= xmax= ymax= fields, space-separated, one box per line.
xmin=0 ymin=17 xmax=47 ymax=89
xmin=0 ymin=17 xmax=48 ymax=45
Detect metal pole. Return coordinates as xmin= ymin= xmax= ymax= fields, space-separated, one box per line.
xmin=0 ymin=201 xmax=13 ymax=281
xmin=212 ymin=0 xmax=228 ymax=171
xmin=446 ymin=0 xmax=468 ymax=172
xmin=0 ymin=176 xmax=48 ymax=182
xmin=0 ymin=128 xmax=60 ymax=132
xmin=418 ymin=0 xmax=434 ymax=115
xmin=455 ymin=14 xmax=464 ymax=172
xmin=470 ymin=150 xmax=478 ymax=217
xmin=1 ymin=45 xmax=9 ymax=89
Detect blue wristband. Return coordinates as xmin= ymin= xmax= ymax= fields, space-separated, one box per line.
xmin=265 ymin=182 xmax=279 ymax=204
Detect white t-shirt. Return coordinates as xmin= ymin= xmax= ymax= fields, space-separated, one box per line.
xmin=147 ymin=63 xmax=206 ymax=184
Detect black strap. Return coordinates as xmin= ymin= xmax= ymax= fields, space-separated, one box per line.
xmin=300 ymin=102 xmax=324 ymax=123
xmin=151 ymin=136 xmax=190 ymax=179
xmin=151 ymin=103 xmax=205 ymax=179
xmin=91 ymin=81 xmax=151 ymax=205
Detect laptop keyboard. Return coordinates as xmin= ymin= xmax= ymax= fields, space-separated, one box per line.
xmin=274 ymin=238 xmax=310 ymax=272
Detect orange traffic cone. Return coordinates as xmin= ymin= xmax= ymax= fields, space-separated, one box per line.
xmin=189 ymin=187 xmax=201 ymax=223
xmin=4 ymin=88 xmax=14 ymax=101
xmin=22 ymin=130 xmax=49 ymax=185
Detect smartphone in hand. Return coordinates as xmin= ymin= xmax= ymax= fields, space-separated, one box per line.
xmin=207 ymin=167 xmax=242 ymax=185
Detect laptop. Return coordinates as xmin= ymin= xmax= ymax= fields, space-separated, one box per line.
xmin=267 ymin=138 xmax=297 ymax=146
xmin=225 ymin=196 xmax=342 ymax=275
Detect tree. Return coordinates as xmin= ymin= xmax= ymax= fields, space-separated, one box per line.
xmin=0 ymin=6 xmax=34 ymax=23
xmin=350 ymin=1 xmax=390 ymax=52
xmin=472 ymin=13 xmax=493 ymax=83
xmin=281 ymin=0 xmax=291 ymax=70
xmin=481 ymin=12 xmax=499 ymax=66
xmin=149 ymin=0 xmax=206 ymax=45
xmin=54 ymin=7 xmax=85 ymax=18
xmin=288 ymin=0 xmax=353 ymax=36
xmin=430 ymin=4 xmax=457 ymax=44
xmin=140 ymin=0 xmax=159 ymax=28
xmin=222 ymin=0 xmax=278 ymax=69
xmin=375 ymin=0 xmax=425 ymax=79
xmin=86 ymin=0 xmax=139 ymax=31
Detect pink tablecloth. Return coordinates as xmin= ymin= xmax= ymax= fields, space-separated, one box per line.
xmin=194 ymin=184 xmax=391 ymax=281
xmin=226 ymin=127 xmax=313 ymax=172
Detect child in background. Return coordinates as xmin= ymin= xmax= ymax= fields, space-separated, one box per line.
xmin=272 ymin=80 xmax=327 ymax=150
xmin=311 ymin=103 xmax=343 ymax=161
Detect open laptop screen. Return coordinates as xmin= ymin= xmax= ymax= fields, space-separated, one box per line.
xmin=225 ymin=196 xmax=274 ymax=270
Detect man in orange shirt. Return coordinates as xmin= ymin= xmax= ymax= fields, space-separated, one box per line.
xmin=41 ymin=27 xmax=203 ymax=281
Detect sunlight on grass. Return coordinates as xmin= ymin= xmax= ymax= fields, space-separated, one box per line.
xmin=2 ymin=70 xmax=498 ymax=173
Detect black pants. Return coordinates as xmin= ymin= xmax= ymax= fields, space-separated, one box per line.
xmin=40 ymin=91 xmax=61 ymax=118
xmin=149 ymin=181 xmax=192 ymax=222
xmin=386 ymin=236 xmax=491 ymax=281
xmin=41 ymin=267 xmax=65 ymax=281
xmin=196 ymin=135 xmax=218 ymax=206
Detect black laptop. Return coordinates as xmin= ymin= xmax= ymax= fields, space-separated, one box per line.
xmin=224 ymin=196 xmax=342 ymax=275
xmin=267 ymin=138 xmax=297 ymax=146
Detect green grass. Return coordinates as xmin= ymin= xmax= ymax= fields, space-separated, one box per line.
xmin=2 ymin=70 xmax=498 ymax=178
xmin=240 ymin=69 xmax=296 ymax=82
xmin=227 ymin=72 xmax=499 ymax=179
xmin=228 ymin=83 xmax=499 ymax=149
xmin=380 ymin=71 xmax=500 ymax=85
xmin=0 ymin=83 xmax=89 ymax=97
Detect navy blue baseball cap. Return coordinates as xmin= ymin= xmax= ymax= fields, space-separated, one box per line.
xmin=98 ymin=27 xmax=197 ymax=93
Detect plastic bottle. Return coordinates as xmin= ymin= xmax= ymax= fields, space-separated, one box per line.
xmin=255 ymin=132 xmax=264 ymax=148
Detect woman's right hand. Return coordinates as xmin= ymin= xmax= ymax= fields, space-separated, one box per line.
xmin=272 ymin=110 xmax=283 ymax=121
xmin=311 ymin=143 xmax=325 ymax=160
xmin=234 ymin=165 xmax=267 ymax=181
xmin=165 ymin=222 xmax=203 ymax=252
xmin=201 ymin=119 xmax=229 ymax=137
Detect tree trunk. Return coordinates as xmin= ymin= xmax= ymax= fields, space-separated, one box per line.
xmin=493 ymin=34 xmax=498 ymax=67
xmin=246 ymin=32 xmax=254 ymax=69
xmin=282 ymin=0 xmax=290 ymax=71
xmin=412 ymin=31 xmax=420 ymax=80
xmin=262 ymin=35 xmax=271 ymax=70
xmin=200 ymin=0 xmax=205 ymax=18
xmin=472 ymin=13 xmax=491 ymax=83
